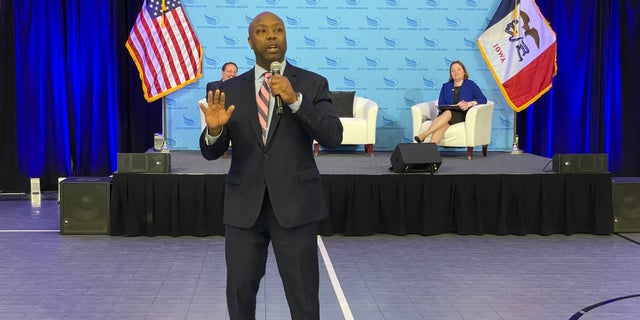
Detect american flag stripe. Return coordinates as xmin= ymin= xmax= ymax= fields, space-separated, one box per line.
xmin=167 ymin=8 xmax=198 ymax=79
xmin=126 ymin=0 xmax=202 ymax=102
xmin=151 ymin=17 xmax=181 ymax=89
xmin=162 ymin=12 xmax=190 ymax=83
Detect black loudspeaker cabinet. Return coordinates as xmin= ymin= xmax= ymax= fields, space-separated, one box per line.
xmin=552 ymin=153 xmax=608 ymax=173
xmin=390 ymin=143 xmax=442 ymax=173
xmin=60 ymin=177 xmax=112 ymax=235
xmin=613 ymin=177 xmax=640 ymax=233
xmin=117 ymin=152 xmax=171 ymax=173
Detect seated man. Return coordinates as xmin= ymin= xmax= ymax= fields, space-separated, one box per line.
xmin=205 ymin=61 xmax=238 ymax=97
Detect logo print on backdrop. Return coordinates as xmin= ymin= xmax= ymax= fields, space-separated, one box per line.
xmin=345 ymin=0 xmax=358 ymax=7
xmin=325 ymin=16 xmax=341 ymax=27
xmin=383 ymin=77 xmax=398 ymax=88
xmin=463 ymin=37 xmax=477 ymax=48
xmin=404 ymin=58 xmax=417 ymax=68
xmin=384 ymin=37 xmax=399 ymax=48
xmin=325 ymin=57 xmax=340 ymax=68
xmin=405 ymin=17 xmax=419 ymax=28
xmin=445 ymin=17 xmax=460 ymax=28
xmin=223 ymin=35 xmax=240 ymax=47
xmin=465 ymin=0 xmax=480 ymax=8
xmin=423 ymin=37 xmax=439 ymax=48
xmin=422 ymin=77 xmax=437 ymax=89
xmin=366 ymin=16 xmax=381 ymax=27
xmin=304 ymin=36 xmax=318 ymax=47
xmin=204 ymin=15 xmax=220 ymax=25
xmin=344 ymin=36 xmax=359 ymax=47
xmin=342 ymin=77 xmax=358 ymax=88
xmin=288 ymin=57 xmax=300 ymax=66
xmin=182 ymin=116 xmax=198 ymax=128
xmin=404 ymin=97 xmax=418 ymax=107
xmin=244 ymin=56 xmax=255 ymax=67
xmin=425 ymin=0 xmax=439 ymax=8
xmin=285 ymin=16 xmax=302 ymax=27
xmin=204 ymin=55 xmax=219 ymax=67
xmin=365 ymin=57 xmax=379 ymax=68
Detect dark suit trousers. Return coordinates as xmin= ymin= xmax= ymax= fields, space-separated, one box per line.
xmin=225 ymin=191 xmax=320 ymax=320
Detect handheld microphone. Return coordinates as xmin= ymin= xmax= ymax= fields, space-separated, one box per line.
xmin=270 ymin=61 xmax=284 ymax=114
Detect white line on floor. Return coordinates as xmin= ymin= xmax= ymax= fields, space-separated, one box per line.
xmin=317 ymin=235 xmax=354 ymax=320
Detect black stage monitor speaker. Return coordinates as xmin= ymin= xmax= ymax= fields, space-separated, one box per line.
xmin=60 ymin=177 xmax=112 ymax=235
xmin=117 ymin=152 xmax=171 ymax=173
xmin=552 ymin=153 xmax=608 ymax=173
xmin=390 ymin=143 xmax=442 ymax=173
xmin=613 ymin=177 xmax=640 ymax=233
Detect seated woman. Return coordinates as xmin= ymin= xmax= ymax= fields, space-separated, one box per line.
xmin=414 ymin=60 xmax=487 ymax=144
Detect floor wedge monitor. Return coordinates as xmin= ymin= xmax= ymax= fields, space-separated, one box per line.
xmin=117 ymin=152 xmax=171 ymax=173
xmin=390 ymin=143 xmax=442 ymax=173
xmin=552 ymin=153 xmax=608 ymax=173
xmin=612 ymin=177 xmax=640 ymax=233
xmin=60 ymin=177 xmax=111 ymax=235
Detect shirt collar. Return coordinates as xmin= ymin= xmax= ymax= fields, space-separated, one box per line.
xmin=254 ymin=60 xmax=287 ymax=80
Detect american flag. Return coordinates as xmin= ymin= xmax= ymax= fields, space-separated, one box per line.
xmin=477 ymin=0 xmax=557 ymax=112
xmin=126 ymin=0 xmax=202 ymax=102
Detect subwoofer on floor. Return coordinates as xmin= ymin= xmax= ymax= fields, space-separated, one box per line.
xmin=117 ymin=152 xmax=171 ymax=173
xmin=612 ymin=177 xmax=640 ymax=233
xmin=552 ymin=153 xmax=608 ymax=173
xmin=60 ymin=177 xmax=112 ymax=235
xmin=390 ymin=143 xmax=442 ymax=173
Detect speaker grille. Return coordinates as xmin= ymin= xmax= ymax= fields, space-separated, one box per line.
xmin=552 ymin=154 xmax=608 ymax=173
xmin=613 ymin=177 xmax=640 ymax=233
xmin=60 ymin=177 xmax=111 ymax=235
xmin=117 ymin=153 xmax=171 ymax=173
xmin=390 ymin=143 xmax=442 ymax=173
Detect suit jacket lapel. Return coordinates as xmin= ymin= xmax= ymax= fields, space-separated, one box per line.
xmin=265 ymin=63 xmax=298 ymax=145
xmin=236 ymin=69 xmax=264 ymax=144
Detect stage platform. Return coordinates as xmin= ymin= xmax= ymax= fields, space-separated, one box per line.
xmin=110 ymin=150 xmax=613 ymax=237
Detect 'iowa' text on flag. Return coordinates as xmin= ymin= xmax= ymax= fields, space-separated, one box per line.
xmin=478 ymin=0 xmax=557 ymax=112
xmin=126 ymin=0 xmax=202 ymax=102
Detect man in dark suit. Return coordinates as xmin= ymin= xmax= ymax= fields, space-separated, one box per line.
xmin=198 ymin=11 xmax=343 ymax=320
xmin=205 ymin=61 xmax=238 ymax=97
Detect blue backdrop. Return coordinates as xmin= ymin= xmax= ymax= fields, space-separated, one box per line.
xmin=165 ymin=0 xmax=514 ymax=152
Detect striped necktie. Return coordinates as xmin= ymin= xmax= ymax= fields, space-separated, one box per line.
xmin=257 ymin=72 xmax=272 ymax=144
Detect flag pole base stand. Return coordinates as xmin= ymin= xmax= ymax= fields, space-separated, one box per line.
xmin=160 ymin=142 xmax=170 ymax=153
xmin=510 ymin=135 xmax=523 ymax=154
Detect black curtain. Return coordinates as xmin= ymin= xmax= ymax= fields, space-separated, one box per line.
xmin=0 ymin=0 xmax=161 ymax=193
xmin=0 ymin=0 xmax=26 ymax=192
xmin=618 ymin=0 xmax=640 ymax=176
xmin=517 ymin=0 xmax=640 ymax=176
xmin=114 ymin=0 xmax=162 ymax=158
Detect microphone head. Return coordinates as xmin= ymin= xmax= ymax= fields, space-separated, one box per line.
xmin=270 ymin=61 xmax=282 ymax=74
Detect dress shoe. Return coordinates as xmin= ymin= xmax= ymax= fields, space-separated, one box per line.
xmin=414 ymin=136 xmax=422 ymax=143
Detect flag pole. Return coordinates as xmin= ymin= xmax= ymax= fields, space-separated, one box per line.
xmin=510 ymin=2 xmax=522 ymax=154
xmin=161 ymin=96 xmax=170 ymax=153
xmin=511 ymin=110 xmax=523 ymax=154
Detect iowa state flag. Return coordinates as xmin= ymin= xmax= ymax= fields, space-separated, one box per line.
xmin=126 ymin=0 xmax=202 ymax=102
xmin=478 ymin=0 xmax=557 ymax=112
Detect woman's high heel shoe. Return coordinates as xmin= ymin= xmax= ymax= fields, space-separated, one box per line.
xmin=414 ymin=136 xmax=422 ymax=143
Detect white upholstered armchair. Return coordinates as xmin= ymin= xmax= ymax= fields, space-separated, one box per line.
xmin=411 ymin=100 xmax=494 ymax=159
xmin=314 ymin=95 xmax=378 ymax=156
